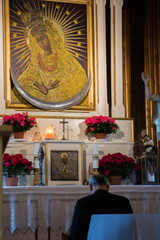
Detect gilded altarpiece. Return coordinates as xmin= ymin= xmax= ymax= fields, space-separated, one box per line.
xmin=4 ymin=0 xmax=95 ymax=111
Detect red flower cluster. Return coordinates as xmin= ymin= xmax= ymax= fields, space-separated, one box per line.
xmin=135 ymin=163 xmax=141 ymax=171
xmin=3 ymin=153 xmax=33 ymax=177
xmin=3 ymin=112 xmax=37 ymax=132
xmin=84 ymin=115 xmax=118 ymax=136
xmin=99 ymin=152 xmax=135 ymax=179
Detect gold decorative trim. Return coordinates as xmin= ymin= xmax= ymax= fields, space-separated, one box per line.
xmin=45 ymin=0 xmax=88 ymax=3
xmin=113 ymin=117 xmax=134 ymax=120
xmin=87 ymin=0 xmax=96 ymax=111
xmin=0 ymin=114 xmax=134 ymax=121
xmin=123 ymin=9 xmax=131 ymax=118
xmin=4 ymin=0 xmax=10 ymax=103
xmin=113 ymin=5 xmax=116 ymax=106
xmin=4 ymin=103 xmax=94 ymax=112
xmin=131 ymin=119 xmax=134 ymax=142
xmin=96 ymin=4 xmax=99 ymax=103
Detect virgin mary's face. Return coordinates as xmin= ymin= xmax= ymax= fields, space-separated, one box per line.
xmin=35 ymin=33 xmax=51 ymax=52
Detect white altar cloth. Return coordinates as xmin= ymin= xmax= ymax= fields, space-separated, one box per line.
xmin=2 ymin=185 xmax=160 ymax=240
xmin=3 ymin=186 xmax=89 ymax=234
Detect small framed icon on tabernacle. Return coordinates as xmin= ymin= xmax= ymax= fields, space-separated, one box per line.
xmin=43 ymin=140 xmax=84 ymax=185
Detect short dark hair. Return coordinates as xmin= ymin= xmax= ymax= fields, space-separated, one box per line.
xmin=89 ymin=174 xmax=109 ymax=188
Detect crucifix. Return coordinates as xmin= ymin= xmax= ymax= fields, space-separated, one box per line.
xmin=59 ymin=118 xmax=69 ymax=140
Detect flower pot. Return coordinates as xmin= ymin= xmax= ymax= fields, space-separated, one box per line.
xmin=5 ymin=177 xmax=19 ymax=186
xmin=13 ymin=132 xmax=24 ymax=139
xmin=110 ymin=176 xmax=122 ymax=185
xmin=95 ymin=133 xmax=106 ymax=139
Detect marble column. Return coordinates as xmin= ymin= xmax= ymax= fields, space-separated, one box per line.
xmin=95 ymin=0 xmax=108 ymax=115
xmin=110 ymin=0 xmax=125 ymax=117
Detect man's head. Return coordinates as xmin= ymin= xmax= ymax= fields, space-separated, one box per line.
xmin=141 ymin=129 xmax=147 ymax=138
xmin=89 ymin=174 xmax=109 ymax=194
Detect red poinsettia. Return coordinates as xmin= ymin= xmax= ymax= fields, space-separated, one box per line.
xmin=3 ymin=112 xmax=37 ymax=132
xmin=99 ymin=152 xmax=135 ymax=179
xmin=84 ymin=115 xmax=119 ymax=136
xmin=3 ymin=153 xmax=33 ymax=177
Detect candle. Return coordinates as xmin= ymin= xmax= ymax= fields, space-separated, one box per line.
xmin=45 ymin=125 xmax=55 ymax=139
xmin=93 ymin=143 xmax=99 ymax=155
xmin=45 ymin=131 xmax=55 ymax=139
xmin=33 ymin=142 xmax=40 ymax=157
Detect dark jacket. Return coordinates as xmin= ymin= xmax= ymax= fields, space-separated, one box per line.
xmin=133 ymin=135 xmax=146 ymax=158
xmin=68 ymin=190 xmax=133 ymax=240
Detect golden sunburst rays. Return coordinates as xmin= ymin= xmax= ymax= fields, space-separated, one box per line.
xmin=10 ymin=0 xmax=87 ymax=72
xmin=10 ymin=26 xmax=30 ymax=72
xmin=11 ymin=43 xmax=28 ymax=52
xmin=10 ymin=1 xmax=33 ymax=74
xmin=12 ymin=50 xmax=30 ymax=65
xmin=14 ymin=1 xmax=26 ymax=12
xmin=40 ymin=1 xmax=87 ymax=62
xmin=10 ymin=12 xmax=24 ymax=27
xmin=11 ymin=46 xmax=29 ymax=57
xmin=11 ymin=39 xmax=27 ymax=46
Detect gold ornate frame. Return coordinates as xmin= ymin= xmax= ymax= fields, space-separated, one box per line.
xmin=4 ymin=0 xmax=95 ymax=111
xmin=45 ymin=142 xmax=84 ymax=185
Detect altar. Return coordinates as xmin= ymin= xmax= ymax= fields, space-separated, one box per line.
xmin=3 ymin=140 xmax=134 ymax=186
xmin=3 ymin=185 xmax=160 ymax=240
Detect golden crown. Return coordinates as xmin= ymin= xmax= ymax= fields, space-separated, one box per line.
xmin=20 ymin=8 xmax=46 ymax=36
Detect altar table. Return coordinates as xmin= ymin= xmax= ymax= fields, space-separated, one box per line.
xmin=2 ymin=185 xmax=160 ymax=240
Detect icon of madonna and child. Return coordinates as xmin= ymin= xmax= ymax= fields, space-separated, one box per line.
xmin=11 ymin=8 xmax=90 ymax=110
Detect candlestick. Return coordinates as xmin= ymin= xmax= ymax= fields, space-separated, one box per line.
xmin=93 ymin=155 xmax=99 ymax=169
xmin=33 ymin=142 xmax=40 ymax=185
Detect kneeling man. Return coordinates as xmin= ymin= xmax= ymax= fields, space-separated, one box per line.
xmin=68 ymin=174 xmax=133 ymax=240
